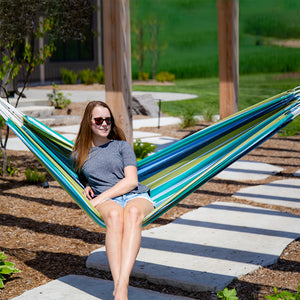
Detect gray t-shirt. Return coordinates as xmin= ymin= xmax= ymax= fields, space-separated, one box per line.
xmin=81 ymin=140 xmax=149 ymax=197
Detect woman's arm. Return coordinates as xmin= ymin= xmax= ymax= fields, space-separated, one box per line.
xmin=89 ymin=165 xmax=138 ymax=207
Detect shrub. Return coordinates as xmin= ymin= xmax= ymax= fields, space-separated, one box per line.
xmin=25 ymin=167 xmax=46 ymax=184
xmin=180 ymin=107 xmax=196 ymax=128
xmin=202 ymin=107 xmax=215 ymax=122
xmin=94 ymin=66 xmax=105 ymax=84
xmin=60 ymin=68 xmax=78 ymax=84
xmin=0 ymin=252 xmax=20 ymax=288
xmin=134 ymin=139 xmax=156 ymax=161
xmin=138 ymin=71 xmax=150 ymax=81
xmin=47 ymin=83 xmax=71 ymax=109
xmin=155 ymin=71 xmax=175 ymax=82
xmin=78 ymin=68 xmax=95 ymax=85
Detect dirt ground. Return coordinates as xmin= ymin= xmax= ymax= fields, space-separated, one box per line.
xmin=0 ymin=90 xmax=299 ymax=299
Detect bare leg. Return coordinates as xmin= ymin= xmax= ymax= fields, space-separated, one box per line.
xmin=114 ymin=198 xmax=154 ymax=300
xmin=96 ymin=201 xmax=124 ymax=295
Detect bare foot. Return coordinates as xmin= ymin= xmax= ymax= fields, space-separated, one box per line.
xmin=114 ymin=283 xmax=128 ymax=300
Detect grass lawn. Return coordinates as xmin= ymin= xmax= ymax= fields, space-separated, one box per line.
xmin=131 ymin=0 xmax=300 ymax=79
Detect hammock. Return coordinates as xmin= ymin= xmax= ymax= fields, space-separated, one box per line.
xmin=1 ymin=87 xmax=300 ymax=227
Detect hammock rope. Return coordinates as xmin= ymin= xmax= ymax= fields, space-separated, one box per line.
xmin=0 ymin=87 xmax=299 ymax=227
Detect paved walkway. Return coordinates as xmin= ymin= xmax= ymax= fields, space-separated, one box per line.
xmin=23 ymin=88 xmax=198 ymax=103
xmin=6 ymin=90 xmax=300 ymax=299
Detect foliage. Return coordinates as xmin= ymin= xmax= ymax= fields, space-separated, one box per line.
xmin=155 ymin=71 xmax=175 ymax=82
xmin=148 ymin=16 xmax=166 ymax=79
xmin=0 ymin=0 xmax=92 ymax=177
xmin=78 ymin=66 xmax=105 ymax=85
xmin=138 ymin=72 xmax=150 ymax=81
xmin=60 ymin=68 xmax=78 ymax=84
xmin=180 ymin=107 xmax=196 ymax=129
xmin=217 ymin=287 xmax=239 ymax=300
xmin=0 ymin=252 xmax=20 ymax=289
xmin=0 ymin=154 xmax=18 ymax=176
xmin=202 ymin=107 xmax=215 ymax=122
xmin=134 ymin=139 xmax=157 ymax=161
xmin=94 ymin=66 xmax=105 ymax=84
xmin=0 ymin=116 xmax=4 ymax=128
xmin=130 ymin=1 xmax=148 ymax=75
xmin=131 ymin=1 xmax=166 ymax=79
xmin=78 ymin=68 xmax=96 ymax=85
xmin=265 ymin=285 xmax=300 ymax=300
xmin=25 ymin=167 xmax=46 ymax=184
xmin=47 ymin=83 xmax=71 ymax=109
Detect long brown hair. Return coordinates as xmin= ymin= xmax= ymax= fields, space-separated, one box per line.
xmin=72 ymin=101 xmax=126 ymax=171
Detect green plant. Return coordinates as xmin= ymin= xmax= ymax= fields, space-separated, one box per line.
xmin=60 ymin=68 xmax=78 ymax=84
xmin=94 ymin=66 xmax=105 ymax=84
xmin=78 ymin=68 xmax=95 ymax=85
xmin=0 ymin=116 xmax=5 ymax=128
xmin=217 ymin=287 xmax=239 ymax=300
xmin=0 ymin=154 xmax=18 ymax=176
xmin=25 ymin=167 xmax=46 ymax=184
xmin=202 ymin=107 xmax=215 ymax=122
xmin=155 ymin=71 xmax=175 ymax=82
xmin=180 ymin=107 xmax=196 ymax=128
xmin=134 ymin=139 xmax=156 ymax=161
xmin=6 ymin=158 xmax=18 ymax=176
xmin=138 ymin=71 xmax=150 ymax=81
xmin=0 ymin=252 xmax=20 ymax=288
xmin=265 ymin=285 xmax=300 ymax=300
xmin=47 ymin=83 xmax=71 ymax=109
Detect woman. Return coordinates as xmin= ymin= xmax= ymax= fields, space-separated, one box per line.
xmin=72 ymin=101 xmax=154 ymax=300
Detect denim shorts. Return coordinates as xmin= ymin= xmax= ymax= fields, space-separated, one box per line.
xmin=111 ymin=192 xmax=154 ymax=208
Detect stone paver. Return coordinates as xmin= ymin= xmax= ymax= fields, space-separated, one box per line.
xmin=23 ymin=89 xmax=197 ymax=103
xmin=234 ymin=179 xmax=300 ymax=208
xmin=216 ymin=160 xmax=283 ymax=181
xmin=13 ymin=275 xmax=195 ymax=300
xmin=295 ymin=169 xmax=300 ymax=177
xmin=86 ymin=201 xmax=300 ymax=293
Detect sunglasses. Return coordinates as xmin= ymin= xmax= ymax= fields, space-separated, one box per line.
xmin=93 ymin=117 xmax=112 ymax=126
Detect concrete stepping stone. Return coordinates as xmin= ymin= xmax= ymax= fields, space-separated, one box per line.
xmin=137 ymin=136 xmax=179 ymax=152
xmin=133 ymin=131 xmax=162 ymax=139
xmin=4 ymin=137 xmax=29 ymax=151
xmin=86 ymin=202 xmax=300 ymax=293
xmin=12 ymin=274 xmax=195 ymax=300
xmin=234 ymin=179 xmax=300 ymax=208
xmin=295 ymin=169 xmax=300 ymax=177
xmin=133 ymin=117 xmax=181 ymax=129
xmin=216 ymin=160 xmax=283 ymax=181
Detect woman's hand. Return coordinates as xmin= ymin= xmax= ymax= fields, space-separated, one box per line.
xmin=83 ymin=185 xmax=94 ymax=200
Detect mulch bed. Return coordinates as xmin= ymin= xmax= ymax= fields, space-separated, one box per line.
xmin=0 ymin=101 xmax=299 ymax=299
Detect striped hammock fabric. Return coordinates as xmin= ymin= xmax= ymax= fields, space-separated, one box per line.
xmin=1 ymin=87 xmax=300 ymax=227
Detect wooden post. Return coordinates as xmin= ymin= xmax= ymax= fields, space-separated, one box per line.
xmin=103 ymin=0 xmax=133 ymax=145
xmin=217 ymin=0 xmax=239 ymax=119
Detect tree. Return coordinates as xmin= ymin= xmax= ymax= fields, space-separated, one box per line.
xmin=130 ymin=1 xmax=166 ymax=80
xmin=148 ymin=16 xmax=166 ymax=80
xmin=0 ymin=0 xmax=93 ymax=176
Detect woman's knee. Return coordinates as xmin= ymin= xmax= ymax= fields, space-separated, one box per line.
xmin=104 ymin=206 xmax=124 ymax=228
xmin=124 ymin=205 xmax=144 ymax=225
